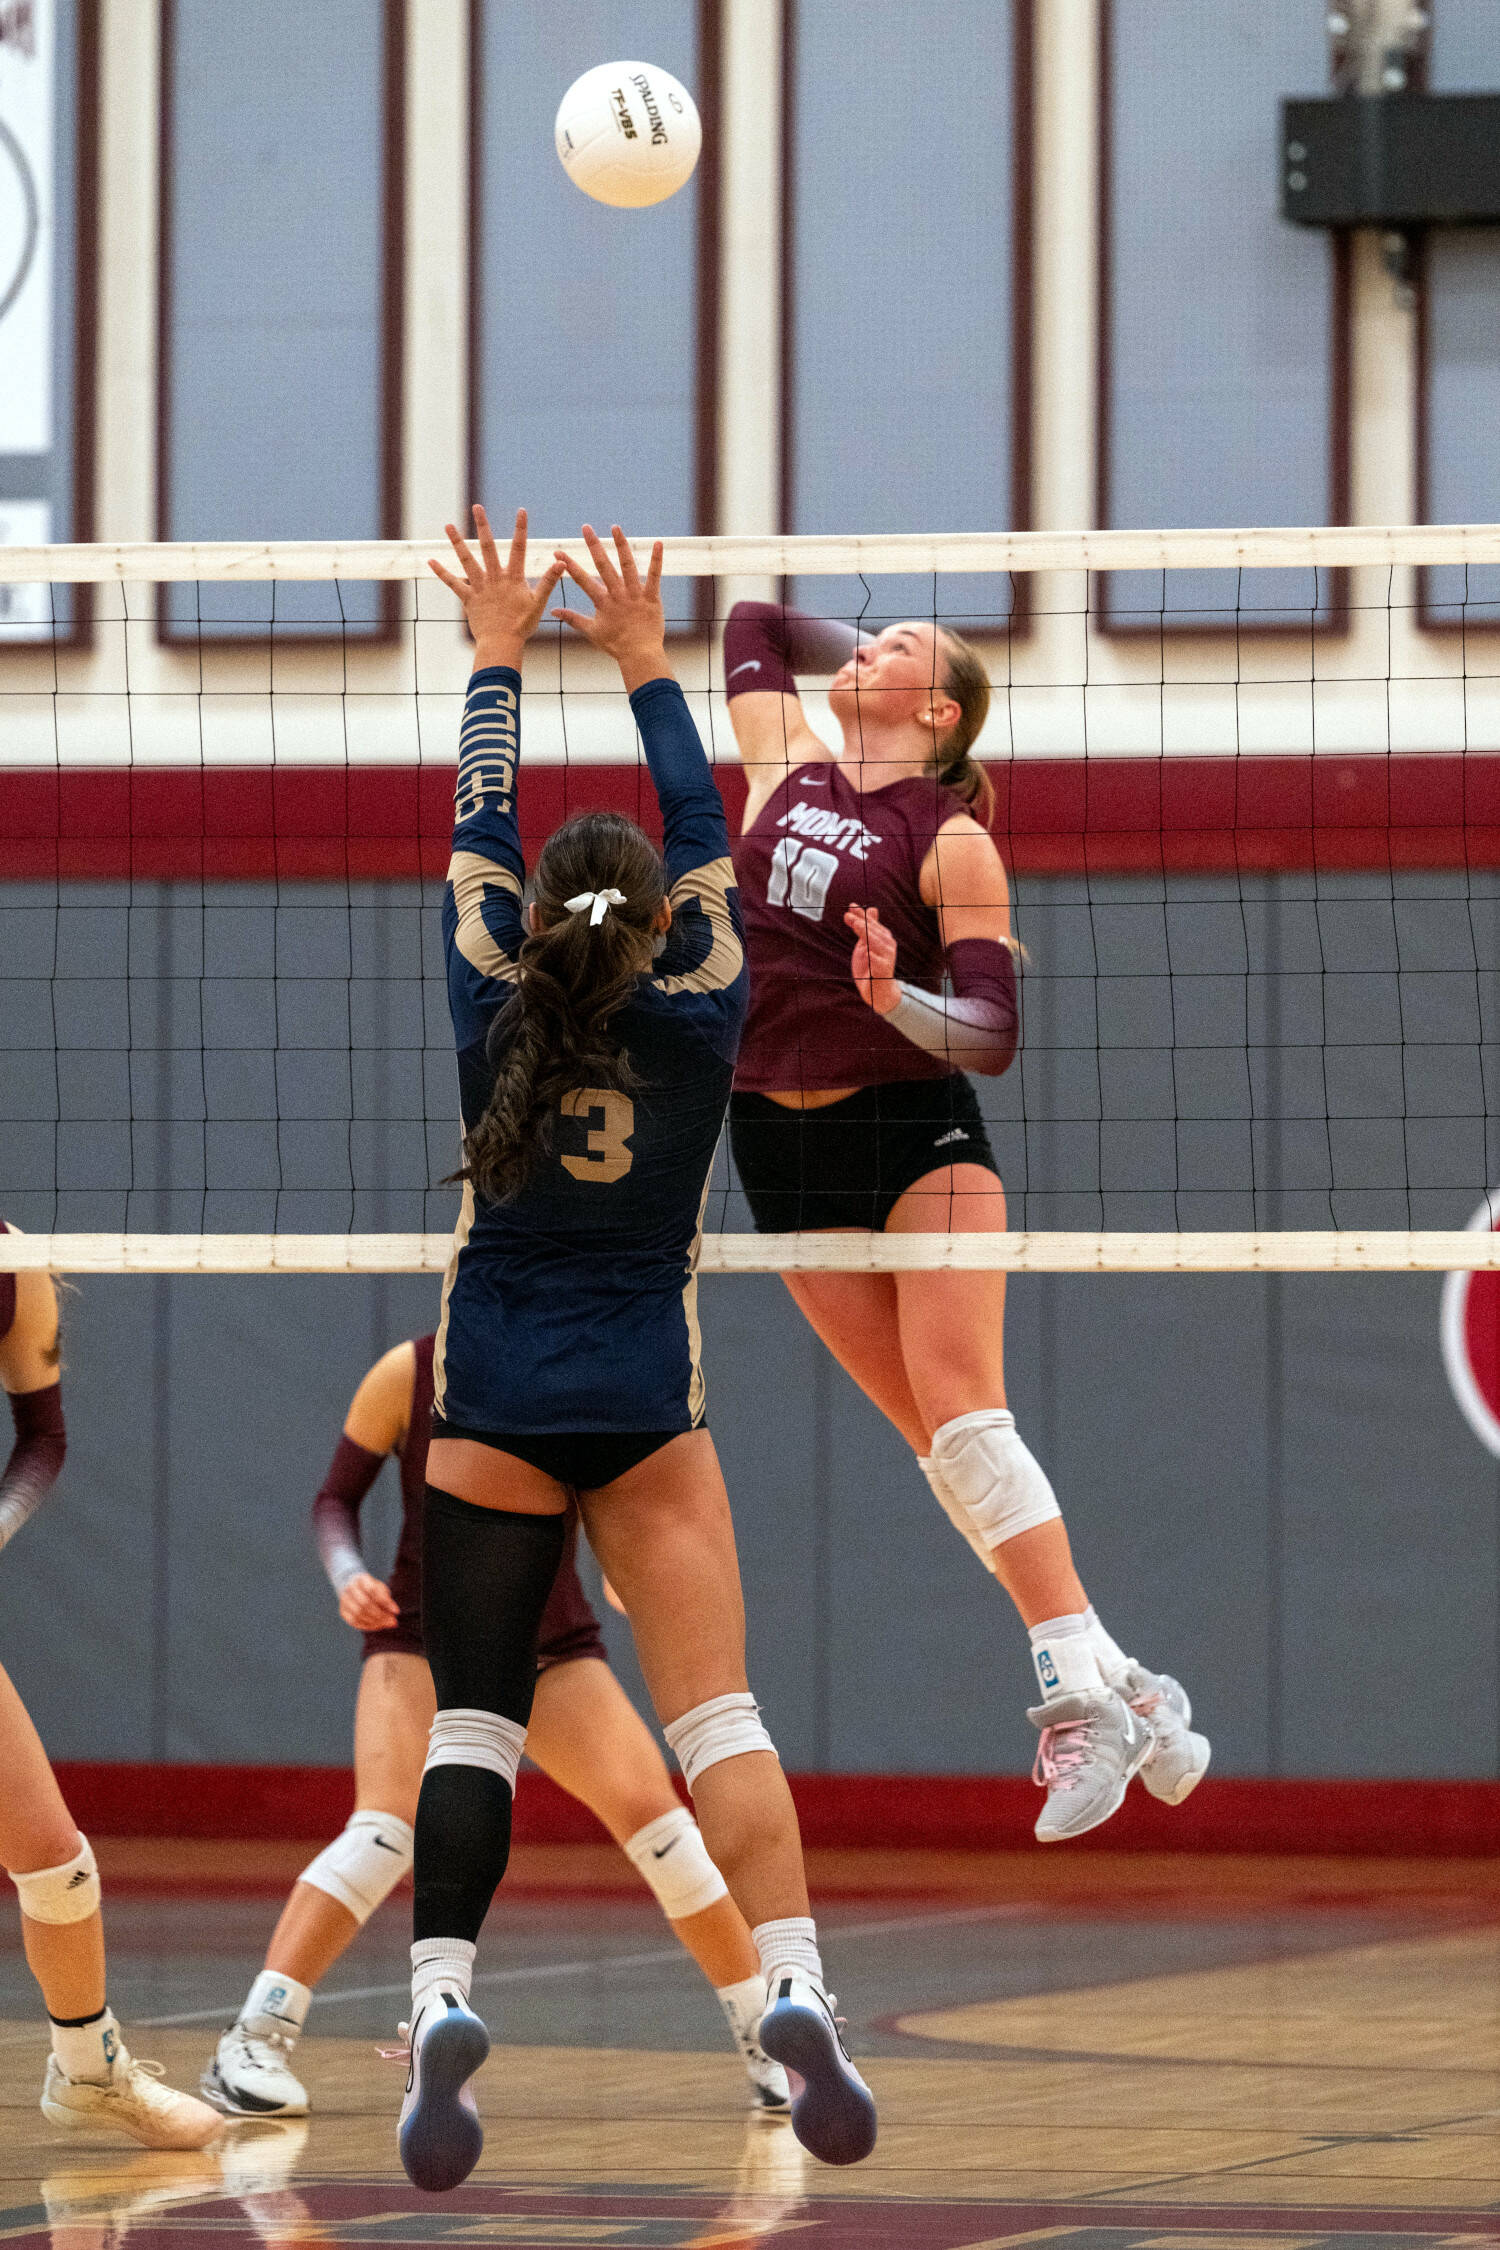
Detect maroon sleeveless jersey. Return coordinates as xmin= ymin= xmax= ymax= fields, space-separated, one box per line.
xmin=375 ymin=1333 xmax=606 ymax=1670
xmin=732 ymin=763 xmax=964 ymax=1091
xmin=0 ymin=1222 xmax=13 ymax=1345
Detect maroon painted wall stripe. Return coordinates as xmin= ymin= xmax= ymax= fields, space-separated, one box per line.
xmin=52 ymin=1760 xmax=1500 ymax=1855
xmin=2 ymin=757 xmax=1497 ymax=880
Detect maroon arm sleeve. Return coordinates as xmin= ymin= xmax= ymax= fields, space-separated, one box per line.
xmin=723 ymin=600 xmax=864 ymax=699
xmin=0 ymin=1384 xmax=66 ymax=1554
xmin=885 ymin=938 xmax=1020 ymax=1077
xmin=311 ymin=1434 xmax=386 ymax=1596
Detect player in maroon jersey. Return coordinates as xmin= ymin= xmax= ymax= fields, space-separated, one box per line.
xmin=723 ymin=606 xmax=1210 ymax=1840
xmin=0 ymin=1223 xmax=220 ymax=2148
xmin=204 ymin=1330 xmax=788 ymax=2119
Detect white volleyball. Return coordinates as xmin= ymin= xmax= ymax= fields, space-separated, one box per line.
xmin=555 ymin=61 xmax=702 ymax=209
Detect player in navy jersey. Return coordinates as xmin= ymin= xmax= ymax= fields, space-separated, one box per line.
xmin=394 ymin=509 xmax=875 ymax=2190
xmin=204 ymin=1331 xmax=788 ymax=2119
xmin=723 ymin=605 xmax=1209 ymax=1844
xmin=0 ymin=1225 xmax=220 ymax=2149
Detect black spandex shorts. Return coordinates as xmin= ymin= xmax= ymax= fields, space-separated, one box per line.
xmin=729 ymin=1074 xmax=998 ymax=1233
xmin=429 ymin=1419 xmax=686 ymax=1492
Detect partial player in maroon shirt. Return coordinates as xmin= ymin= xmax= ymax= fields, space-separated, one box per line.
xmin=205 ymin=1331 xmax=789 ymax=2122
xmin=723 ymin=603 xmax=1208 ymax=1844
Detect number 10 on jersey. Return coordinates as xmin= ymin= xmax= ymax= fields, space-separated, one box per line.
xmin=767 ymin=837 xmax=838 ymax=922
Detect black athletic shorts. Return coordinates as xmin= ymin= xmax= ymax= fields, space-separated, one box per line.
xmin=729 ymin=1073 xmax=999 ymax=1233
xmin=429 ymin=1418 xmax=686 ymax=1492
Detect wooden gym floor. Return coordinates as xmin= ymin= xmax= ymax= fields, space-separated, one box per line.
xmin=2 ymin=1848 xmax=1498 ymax=2248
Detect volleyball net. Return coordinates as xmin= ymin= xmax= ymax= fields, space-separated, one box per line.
xmin=1 ymin=522 xmax=1498 ymax=1277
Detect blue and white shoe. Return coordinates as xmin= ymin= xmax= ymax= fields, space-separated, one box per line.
xmin=757 ymin=1973 xmax=876 ymax=2167
xmin=397 ymin=1990 xmax=490 ymax=2193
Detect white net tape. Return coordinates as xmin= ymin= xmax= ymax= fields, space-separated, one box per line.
xmin=3 ymin=522 xmax=1499 ymax=578
xmin=1 ymin=1232 xmax=1498 ymax=1276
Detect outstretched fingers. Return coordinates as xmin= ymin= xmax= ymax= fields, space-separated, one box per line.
xmin=580 ymin=523 xmax=623 ymax=593
xmin=610 ymin=525 xmax=639 ymax=591
xmin=427 ymin=555 xmax=469 ymax=598
xmin=554 ymin=547 xmax=607 ymax=606
xmin=549 ymin=606 xmax=594 ymax=638
xmin=498 ymin=505 xmax=527 ymax=576
xmin=443 ymin=520 xmax=483 ymax=587
xmin=643 ymin=539 xmax=664 ymax=600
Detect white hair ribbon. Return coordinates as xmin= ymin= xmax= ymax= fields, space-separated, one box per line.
xmin=564 ymin=887 xmax=627 ymax=928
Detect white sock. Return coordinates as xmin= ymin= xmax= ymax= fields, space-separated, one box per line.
xmin=410 ymin=1937 xmax=475 ymax=2015
xmin=753 ymin=1916 xmax=823 ymax=1986
xmin=1028 ymin=1612 xmax=1106 ymax=1700
xmin=1085 ymin=1604 xmax=1134 ymax=1689
xmin=716 ymin=1971 xmax=769 ymax=2047
xmin=240 ymin=1969 xmax=312 ymax=2043
xmin=49 ymin=2005 xmax=121 ymax=2086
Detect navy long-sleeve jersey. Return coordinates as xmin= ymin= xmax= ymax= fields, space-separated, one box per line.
xmin=433 ymin=665 xmax=748 ymax=1434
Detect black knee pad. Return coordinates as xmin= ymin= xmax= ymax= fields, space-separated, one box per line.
xmin=413 ymin=1766 xmax=513 ymax=1944
xmin=421 ymin=1485 xmax=568 ymax=1721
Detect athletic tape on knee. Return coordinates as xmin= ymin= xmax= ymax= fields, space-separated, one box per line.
xmin=11 ymin=1835 xmax=99 ymax=1926
xmin=918 ymin=1454 xmax=995 ymax=1571
xmin=623 ymin=1807 xmax=729 ymax=1921
xmin=929 ymin=1410 xmax=1061 ymax=1556
xmin=424 ymin=1706 xmax=528 ymax=1794
xmin=298 ymin=1810 xmax=414 ymax=1923
xmin=663 ymin=1693 xmax=779 ymax=1794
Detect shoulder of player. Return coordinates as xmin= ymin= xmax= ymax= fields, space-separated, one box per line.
xmin=918 ymin=810 xmax=1008 ymax=898
xmin=344 ymin=1340 xmax=416 ymax=1454
xmin=741 ymin=751 xmax=838 ymax=834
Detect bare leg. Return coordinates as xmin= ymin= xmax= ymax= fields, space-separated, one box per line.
xmin=262 ymin=1652 xmax=433 ymax=1988
xmin=526 ymin=1655 xmax=761 ymax=1988
xmin=578 ymin=1433 xmax=810 ymax=1932
xmin=888 ymin=1164 xmax=1088 ymax=1625
xmin=782 ymin=1270 xmax=930 ymax=1452
xmin=0 ymin=1661 xmax=105 ymax=2021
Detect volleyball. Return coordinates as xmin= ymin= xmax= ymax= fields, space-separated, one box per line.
xmin=554 ymin=61 xmax=701 ymax=209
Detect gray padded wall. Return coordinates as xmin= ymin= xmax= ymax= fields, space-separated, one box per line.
xmin=1104 ymin=0 xmax=1337 ymax=626
xmin=160 ymin=0 xmax=388 ymax=635
xmin=472 ymin=2 xmax=702 ymax=628
xmin=1424 ymin=1 xmax=1500 ymax=620
xmin=2 ymin=1263 xmax=1496 ymax=1777
xmin=2 ymin=873 xmax=1498 ymax=1778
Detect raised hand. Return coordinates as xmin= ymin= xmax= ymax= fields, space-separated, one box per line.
xmin=428 ymin=504 xmax=566 ymax=671
xmin=551 ymin=524 xmax=670 ymax=693
xmin=845 ymin=903 xmax=901 ymax=1015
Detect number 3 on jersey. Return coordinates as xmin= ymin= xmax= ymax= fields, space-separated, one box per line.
xmin=560 ymin=1088 xmax=635 ymax=1183
xmin=767 ymin=837 xmax=838 ymax=922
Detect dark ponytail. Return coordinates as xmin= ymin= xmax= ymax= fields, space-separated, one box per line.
xmin=460 ymin=811 xmax=666 ymax=1204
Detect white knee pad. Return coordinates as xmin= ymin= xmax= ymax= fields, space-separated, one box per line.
xmin=663 ymin=1693 xmax=779 ymax=1794
xmin=928 ymin=1410 xmax=1061 ymax=1561
xmin=919 ymin=1454 xmax=994 ymax=1571
xmin=11 ymin=1835 xmax=99 ymax=1926
xmin=424 ymin=1706 xmax=528 ymax=1791
xmin=298 ymin=1810 xmax=414 ymax=1924
xmin=623 ymin=1806 xmax=729 ymax=1920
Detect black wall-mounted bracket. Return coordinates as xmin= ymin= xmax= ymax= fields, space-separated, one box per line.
xmin=1282 ymin=92 xmax=1500 ymax=230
